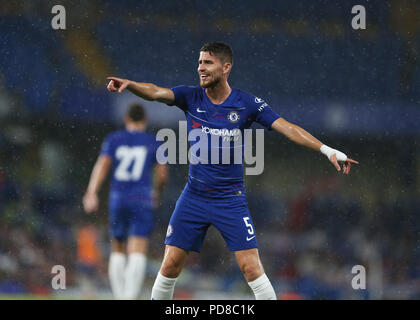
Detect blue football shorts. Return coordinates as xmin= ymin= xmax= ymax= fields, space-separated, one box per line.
xmin=109 ymin=193 xmax=155 ymax=241
xmin=165 ymin=186 xmax=258 ymax=252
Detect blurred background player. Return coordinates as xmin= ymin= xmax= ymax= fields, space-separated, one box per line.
xmin=82 ymin=103 xmax=168 ymax=299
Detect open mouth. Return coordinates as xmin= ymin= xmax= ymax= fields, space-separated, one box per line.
xmin=200 ymin=74 xmax=209 ymax=80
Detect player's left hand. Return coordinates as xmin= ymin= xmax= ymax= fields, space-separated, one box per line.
xmin=329 ymin=154 xmax=359 ymax=174
xmin=83 ymin=192 xmax=99 ymax=214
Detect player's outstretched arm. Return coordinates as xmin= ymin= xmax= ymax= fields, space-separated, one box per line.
xmin=106 ymin=76 xmax=175 ymax=105
xmin=83 ymin=155 xmax=112 ymax=214
xmin=271 ymin=118 xmax=359 ymax=174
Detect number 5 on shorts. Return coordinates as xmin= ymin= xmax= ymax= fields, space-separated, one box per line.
xmin=243 ymin=217 xmax=254 ymax=235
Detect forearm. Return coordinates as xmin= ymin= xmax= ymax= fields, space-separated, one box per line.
xmin=272 ymin=118 xmax=349 ymax=162
xmin=272 ymin=118 xmax=323 ymax=152
xmin=107 ymin=76 xmax=175 ymax=104
xmin=126 ymin=81 xmax=174 ymax=105
xmin=86 ymin=157 xmax=111 ymax=194
xmin=86 ymin=167 xmax=106 ymax=194
xmin=127 ymin=81 xmax=160 ymax=101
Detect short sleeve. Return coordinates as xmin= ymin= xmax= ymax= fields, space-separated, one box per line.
xmin=169 ymin=85 xmax=196 ymax=112
xmin=100 ymin=134 xmax=114 ymax=156
xmin=253 ymin=97 xmax=281 ymax=130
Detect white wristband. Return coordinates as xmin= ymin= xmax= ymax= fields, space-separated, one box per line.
xmin=320 ymin=145 xmax=347 ymax=162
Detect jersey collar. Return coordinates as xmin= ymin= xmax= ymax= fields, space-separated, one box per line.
xmin=202 ymin=87 xmax=238 ymax=107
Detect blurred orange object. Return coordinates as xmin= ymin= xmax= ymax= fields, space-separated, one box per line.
xmin=279 ymin=292 xmax=303 ymax=300
xmin=77 ymin=225 xmax=102 ymax=266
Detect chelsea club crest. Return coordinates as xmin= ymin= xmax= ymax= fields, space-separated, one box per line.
xmin=227 ymin=111 xmax=240 ymax=123
xmin=166 ymin=224 xmax=173 ymax=237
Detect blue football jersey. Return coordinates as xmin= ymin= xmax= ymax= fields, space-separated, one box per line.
xmin=100 ymin=130 xmax=158 ymax=200
xmin=169 ymin=86 xmax=281 ymax=197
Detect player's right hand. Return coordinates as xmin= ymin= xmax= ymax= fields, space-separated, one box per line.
xmin=107 ymin=76 xmax=131 ymax=93
xmin=83 ymin=192 xmax=99 ymax=214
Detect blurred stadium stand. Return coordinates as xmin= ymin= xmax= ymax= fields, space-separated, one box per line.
xmin=0 ymin=0 xmax=419 ymax=299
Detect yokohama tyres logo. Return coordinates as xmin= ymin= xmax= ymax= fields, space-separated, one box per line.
xmin=201 ymin=126 xmax=241 ymax=137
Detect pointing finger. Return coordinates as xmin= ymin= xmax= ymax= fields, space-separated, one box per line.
xmin=346 ymin=158 xmax=359 ymax=165
xmin=107 ymin=76 xmax=121 ymax=81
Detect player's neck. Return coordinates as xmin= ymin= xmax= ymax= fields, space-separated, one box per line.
xmin=205 ymin=81 xmax=231 ymax=105
xmin=125 ymin=122 xmax=146 ymax=132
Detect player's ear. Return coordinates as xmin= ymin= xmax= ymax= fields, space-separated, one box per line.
xmin=223 ymin=62 xmax=232 ymax=75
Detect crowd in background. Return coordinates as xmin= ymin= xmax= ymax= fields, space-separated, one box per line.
xmin=0 ymin=119 xmax=419 ymax=299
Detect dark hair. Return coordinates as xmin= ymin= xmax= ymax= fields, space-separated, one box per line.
xmin=200 ymin=41 xmax=233 ymax=64
xmin=127 ymin=103 xmax=146 ymax=122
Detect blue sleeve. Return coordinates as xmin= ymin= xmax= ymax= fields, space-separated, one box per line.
xmin=100 ymin=134 xmax=114 ymax=157
xmin=169 ymin=85 xmax=196 ymax=112
xmin=253 ymin=98 xmax=281 ymax=130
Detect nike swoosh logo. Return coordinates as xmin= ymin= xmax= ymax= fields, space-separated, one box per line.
xmin=246 ymin=236 xmax=255 ymax=241
xmin=197 ymin=107 xmax=206 ymax=113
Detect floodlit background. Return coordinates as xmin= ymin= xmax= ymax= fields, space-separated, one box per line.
xmin=0 ymin=0 xmax=419 ymax=299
